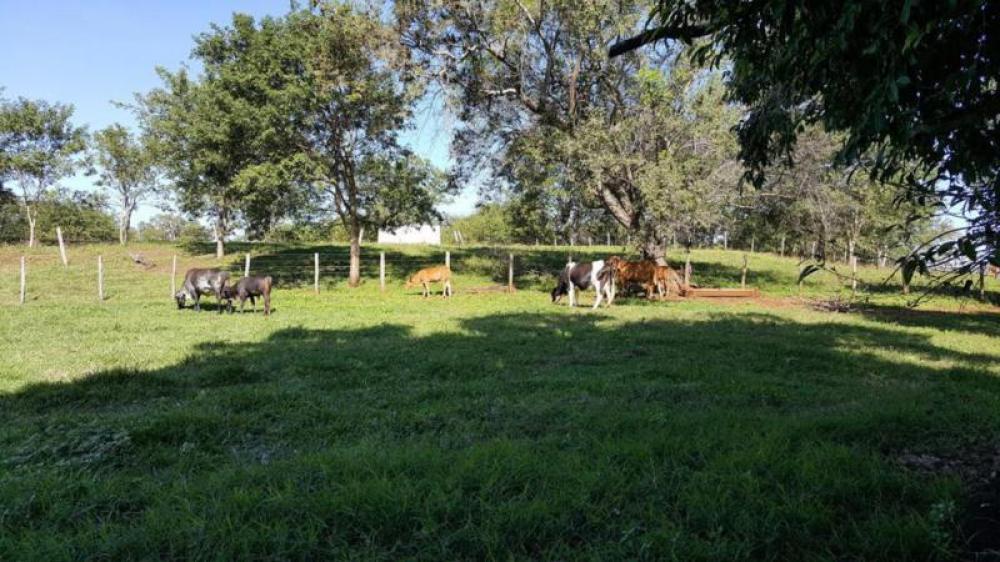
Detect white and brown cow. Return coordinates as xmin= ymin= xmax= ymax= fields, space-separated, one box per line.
xmin=551 ymin=260 xmax=615 ymax=309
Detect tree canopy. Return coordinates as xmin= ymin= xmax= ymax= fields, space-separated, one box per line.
xmin=0 ymin=96 xmax=88 ymax=246
xmin=609 ymin=0 xmax=999 ymax=274
xmin=92 ymin=124 xmax=160 ymax=245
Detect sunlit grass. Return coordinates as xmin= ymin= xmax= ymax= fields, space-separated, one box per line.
xmin=0 ymin=242 xmax=998 ymax=559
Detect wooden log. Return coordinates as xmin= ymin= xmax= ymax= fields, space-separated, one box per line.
xmin=314 ymin=252 xmax=319 ymax=294
xmin=244 ymin=253 xmax=250 ymax=277
xmin=686 ymin=288 xmax=760 ymax=298
xmin=57 ymin=226 xmax=68 ymax=266
xmin=380 ymin=251 xmax=386 ymax=292
xmin=19 ymin=256 xmax=26 ymax=305
xmin=97 ymin=255 xmax=104 ymax=302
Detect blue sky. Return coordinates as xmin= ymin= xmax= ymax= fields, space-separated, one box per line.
xmin=0 ymin=0 xmax=473 ymax=222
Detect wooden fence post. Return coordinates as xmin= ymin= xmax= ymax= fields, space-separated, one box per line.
xmin=314 ymin=253 xmax=319 ymax=294
xmin=780 ymin=235 xmax=785 ymax=257
xmin=741 ymin=253 xmax=748 ymax=288
xmin=244 ymin=253 xmax=250 ymax=277
xmin=750 ymin=236 xmax=755 ymax=254
xmin=980 ymin=264 xmax=986 ymax=301
xmin=798 ymin=261 xmax=804 ymax=297
xmin=380 ymin=251 xmax=386 ymax=292
xmin=684 ymin=251 xmax=691 ymax=288
xmin=445 ymin=250 xmax=450 ymax=269
xmin=171 ymin=255 xmax=177 ymax=297
xmin=97 ymin=255 xmax=104 ymax=302
xmin=851 ymin=255 xmax=858 ymax=296
xmin=508 ymin=253 xmax=514 ymax=293
xmin=56 ymin=226 xmax=68 ymax=266
xmin=606 ymin=232 xmax=611 ymax=246
xmin=810 ymin=240 xmax=817 ymax=259
xmin=19 ymin=256 xmax=26 ymax=305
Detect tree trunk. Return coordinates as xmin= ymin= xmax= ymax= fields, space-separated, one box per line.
xmin=24 ymin=204 xmax=36 ymax=247
xmin=119 ymin=205 xmax=133 ymax=245
xmin=214 ymin=214 xmax=226 ymax=259
xmin=348 ymin=228 xmax=361 ymax=287
xmin=641 ymin=237 xmax=668 ymax=266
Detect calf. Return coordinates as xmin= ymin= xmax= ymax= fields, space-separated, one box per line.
xmin=551 ymin=260 xmax=615 ymax=309
xmin=606 ymin=256 xmax=658 ymax=299
xmin=227 ymin=275 xmax=273 ymax=315
xmin=405 ymin=265 xmax=453 ymax=297
xmin=175 ymin=268 xmax=230 ymax=313
xmin=653 ymin=264 xmax=686 ymax=298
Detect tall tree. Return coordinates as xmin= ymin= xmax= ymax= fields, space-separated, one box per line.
xmin=398 ymin=0 xmax=691 ymax=261
xmin=0 ymin=97 xmax=87 ymax=246
xmin=135 ymin=14 xmax=311 ymax=258
xmin=92 ymin=124 xmax=160 ymax=244
xmin=297 ymin=3 xmax=448 ymax=285
xmin=609 ymin=0 xmax=1000 ymax=275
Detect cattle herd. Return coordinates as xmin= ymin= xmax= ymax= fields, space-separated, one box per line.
xmin=552 ymin=256 xmax=688 ymax=309
xmin=173 ymin=256 xmax=687 ymax=315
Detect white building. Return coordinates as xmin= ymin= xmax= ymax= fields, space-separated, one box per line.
xmin=377 ymin=224 xmax=441 ymax=245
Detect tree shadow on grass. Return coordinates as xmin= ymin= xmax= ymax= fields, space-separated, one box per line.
xmin=858 ymin=304 xmax=1000 ymax=337
xmin=2 ymin=312 xmax=1000 ymax=559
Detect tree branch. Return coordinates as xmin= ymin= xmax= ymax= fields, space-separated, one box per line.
xmin=608 ymin=23 xmax=710 ymax=58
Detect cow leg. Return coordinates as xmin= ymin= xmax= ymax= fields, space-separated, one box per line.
xmin=592 ymin=282 xmax=604 ymax=309
xmin=250 ymin=296 xmax=256 ymax=312
xmin=239 ymin=297 xmax=247 ymax=313
xmin=192 ymin=293 xmax=201 ymax=311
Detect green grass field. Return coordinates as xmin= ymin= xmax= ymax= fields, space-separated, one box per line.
xmin=1 ymin=242 xmax=999 ymax=560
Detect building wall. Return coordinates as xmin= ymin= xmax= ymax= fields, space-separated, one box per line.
xmin=377 ymin=224 xmax=441 ymax=245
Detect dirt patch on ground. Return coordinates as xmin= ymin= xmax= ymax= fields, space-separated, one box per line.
xmin=898 ymin=445 xmax=1000 ymax=560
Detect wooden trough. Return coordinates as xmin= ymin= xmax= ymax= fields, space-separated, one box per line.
xmin=683 ymin=287 xmax=760 ymax=298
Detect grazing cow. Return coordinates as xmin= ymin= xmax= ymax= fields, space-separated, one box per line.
xmin=606 ymin=256 xmax=658 ymax=299
xmin=653 ymin=264 xmax=686 ymax=298
xmin=551 ymin=260 xmax=615 ymax=309
xmin=406 ymin=265 xmax=453 ymax=297
xmin=226 ymin=275 xmax=273 ymax=315
xmin=175 ymin=268 xmax=230 ymax=313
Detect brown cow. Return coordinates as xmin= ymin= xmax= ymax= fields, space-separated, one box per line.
xmin=405 ymin=265 xmax=453 ymax=298
xmin=653 ymin=265 xmax=686 ymax=298
xmin=606 ymin=256 xmax=658 ymax=299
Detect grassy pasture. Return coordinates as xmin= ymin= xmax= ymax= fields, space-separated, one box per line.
xmin=1 ymin=242 xmax=999 ymax=560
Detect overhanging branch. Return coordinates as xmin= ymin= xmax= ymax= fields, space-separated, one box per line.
xmin=608 ymin=24 xmax=710 ymax=58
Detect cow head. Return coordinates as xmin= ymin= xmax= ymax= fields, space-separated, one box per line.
xmin=174 ymin=290 xmax=187 ymax=309
xmin=605 ymin=255 xmax=624 ymax=272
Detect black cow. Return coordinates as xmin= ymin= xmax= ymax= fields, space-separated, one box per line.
xmin=175 ymin=268 xmax=231 ymax=313
xmin=225 ymin=275 xmax=273 ymax=315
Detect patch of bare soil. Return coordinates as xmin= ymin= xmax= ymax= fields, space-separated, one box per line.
xmin=898 ymin=445 xmax=1000 ymax=560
